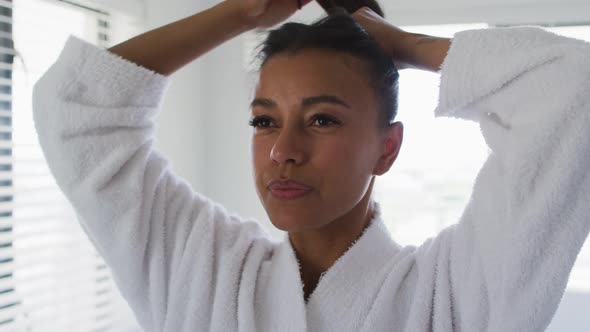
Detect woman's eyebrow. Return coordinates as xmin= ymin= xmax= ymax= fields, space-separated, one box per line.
xmin=302 ymin=95 xmax=351 ymax=109
xmin=250 ymin=95 xmax=351 ymax=110
xmin=250 ymin=98 xmax=276 ymax=109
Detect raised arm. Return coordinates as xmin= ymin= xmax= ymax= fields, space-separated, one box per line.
xmin=108 ymin=0 xmax=303 ymax=76
xmin=435 ymin=28 xmax=590 ymax=331
xmin=355 ymin=8 xmax=590 ymax=331
xmin=352 ymin=6 xmax=451 ymax=72
xmin=32 ymin=0 xmax=305 ymax=330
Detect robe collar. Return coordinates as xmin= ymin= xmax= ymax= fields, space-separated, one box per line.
xmin=263 ymin=202 xmax=401 ymax=331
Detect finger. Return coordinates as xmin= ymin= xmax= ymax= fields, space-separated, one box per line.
xmin=352 ymin=8 xmax=370 ymax=24
xmin=354 ymin=6 xmax=383 ymax=22
xmin=297 ymin=0 xmax=312 ymax=9
xmin=353 ymin=6 xmax=371 ymax=15
xmin=295 ymin=0 xmax=312 ymax=10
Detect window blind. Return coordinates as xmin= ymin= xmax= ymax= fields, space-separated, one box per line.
xmin=0 ymin=0 xmax=15 ymax=329
xmin=8 ymin=0 xmax=141 ymax=331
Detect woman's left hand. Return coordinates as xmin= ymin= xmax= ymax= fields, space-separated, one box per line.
xmin=352 ymin=6 xmax=451 ymax=72
xmin=351 ymin=7 xmax=413 ymax=69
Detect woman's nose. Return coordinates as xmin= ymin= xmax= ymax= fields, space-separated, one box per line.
xmin=270 ymin=129 xmax=306 ymax=165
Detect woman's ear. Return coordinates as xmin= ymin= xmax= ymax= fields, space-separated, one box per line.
xmin=373 ymin=121 xmax=403 ymax=175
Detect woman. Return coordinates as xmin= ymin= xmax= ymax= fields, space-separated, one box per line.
xmin=32 ymin=0 xmax=590 ymax=330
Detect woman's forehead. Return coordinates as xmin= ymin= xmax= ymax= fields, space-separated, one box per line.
xmin=255 ymin=50 xmax=376 ymax=108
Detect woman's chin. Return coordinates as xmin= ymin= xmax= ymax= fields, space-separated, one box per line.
xmin=267 ymin=209 xmax=321 ymax=233
xmin=271 ymin=221 xmax=316 ymax=233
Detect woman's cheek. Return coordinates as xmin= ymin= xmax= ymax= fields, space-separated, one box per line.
xmin=316 ymin=139 xmax=362 ymax=179
xmin=251 ymin=139 xmax=271 ymax=189
xmin=251 ymin=135 xmax=272 ymax=161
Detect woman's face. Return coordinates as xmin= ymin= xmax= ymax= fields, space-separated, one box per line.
xmin=251 ymin=49 xmax=402 ymax=232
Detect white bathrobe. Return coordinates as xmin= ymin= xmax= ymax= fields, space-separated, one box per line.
xmin=32 ymin=27 xmax=590 ymax=332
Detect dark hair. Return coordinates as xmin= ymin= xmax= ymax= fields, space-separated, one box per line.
xmin=256 ymin=9 xmax=399 ymax=127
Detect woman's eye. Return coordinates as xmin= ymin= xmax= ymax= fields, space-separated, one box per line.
xmin=311 ymin=114 xmax=339 ymax=127
xmin=249 ymin=116 xmax=274 ymax=128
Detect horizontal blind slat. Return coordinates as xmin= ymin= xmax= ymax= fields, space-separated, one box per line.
xmin=0 ymin=171 xmax=11 ymax=181
xmin=1 ymin=256 xmax=109 ymax=283
xmin=14 ymin=274 xmax=112 ymax=303
xmin=0 ymin=46 xmax=13 ymax=55
xmin=0 ymin=292 xmax=19 ymax=309
xmin=0 ymin=16 xmax=11 ymax=25
xmin=0 ymin=213 xmax=74 ymax=227
xmin=9 ymin=299 xmax=118 ymax=332
xmin=0 ymin=200 xmax=76 ymax=214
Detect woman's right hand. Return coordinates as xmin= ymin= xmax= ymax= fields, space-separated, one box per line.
xmin=229 ymin=0 xmax=311 ymax=29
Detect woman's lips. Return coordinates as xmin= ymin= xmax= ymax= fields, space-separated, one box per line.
xmin=268 ymin=180 xmax=313 ymax=200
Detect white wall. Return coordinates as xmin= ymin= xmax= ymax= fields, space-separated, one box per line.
xmin=387 ymin=0 xmax=590 ymax=26
xmin=547 ymin=291 xmax=590 ymax=331
xmin=141 ymin=0 xmax=205 ymax=202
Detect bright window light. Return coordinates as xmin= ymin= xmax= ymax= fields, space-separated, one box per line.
xmin=374 ymin=23 xmax=590 ymax=294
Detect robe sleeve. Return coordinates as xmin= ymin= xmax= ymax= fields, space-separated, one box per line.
xmin=432 ymin=27 xmax=590 ymax=331
xmin=32 ymin=35 xmax=268 ymax=331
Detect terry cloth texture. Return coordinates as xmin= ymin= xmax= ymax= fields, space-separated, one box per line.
xmin=32 ymin=27 xmax=590 ymax=331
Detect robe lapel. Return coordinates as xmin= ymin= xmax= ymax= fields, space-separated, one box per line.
xmin=303 ymin=205 xmax=401 ymax=331
xmin=256 ymin=235 xmax=308 ymax=332
xmin=256 ymin=203 xmax=400 ymax=332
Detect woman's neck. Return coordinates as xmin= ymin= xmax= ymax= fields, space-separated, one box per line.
xmin=288 ymin=185 xmax=376 ymax=302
